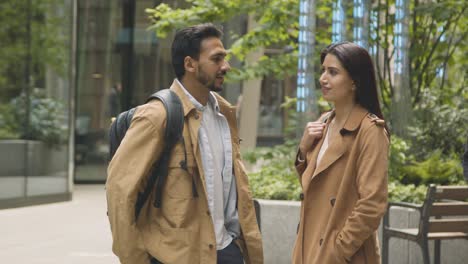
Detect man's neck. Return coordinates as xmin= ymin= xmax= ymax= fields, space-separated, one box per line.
xmin=179 ymin=77 xmax=210 ymax=106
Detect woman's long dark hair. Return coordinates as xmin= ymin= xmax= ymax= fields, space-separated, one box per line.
xmin=320 ymin=42 xmax=385 ymax=121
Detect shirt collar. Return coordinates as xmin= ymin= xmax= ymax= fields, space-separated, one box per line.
xmin=175 ymin=78 xmax=220 ymax=113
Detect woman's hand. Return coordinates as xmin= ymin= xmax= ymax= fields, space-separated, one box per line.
xmin=299 ymin=121 xmax=326 ymax=157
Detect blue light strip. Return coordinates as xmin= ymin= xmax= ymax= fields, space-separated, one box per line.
xmin=394 ymin=0 xmax=406 ymax=75
xmin=297 ymin=0 xmax=311 ymax=113
xmin=353 ymin=0 xmax=366 ymax=47
xmin=369 ymin=10 xmax=377 ymax=55
xmin=332 ymin=0 xmax=346 ymax=43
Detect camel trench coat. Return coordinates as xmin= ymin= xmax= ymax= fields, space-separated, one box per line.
xmin=106 ymin=80 xmax=263 ymax=264
xmin=292 ymin=105 xmax=389 ymax=264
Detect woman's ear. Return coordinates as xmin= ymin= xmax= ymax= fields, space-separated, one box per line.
xmin=184 ymin=56 xmax=197 ymax=73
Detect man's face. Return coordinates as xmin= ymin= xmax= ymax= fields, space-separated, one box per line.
xmin=194 ymin=37 xmax=230 ymax=92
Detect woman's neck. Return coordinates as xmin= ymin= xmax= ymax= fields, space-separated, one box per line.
xmin=333 ymin=100 xmax=356 ymax=125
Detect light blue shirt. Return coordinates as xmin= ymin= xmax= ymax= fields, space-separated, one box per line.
xmin=177 ymin=80 xmax=240 ymax=250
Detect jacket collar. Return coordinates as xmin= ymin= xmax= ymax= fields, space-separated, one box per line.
xmin=169 ymin=79 xmax=197 ymax=117
xmin=327 ymin=104 xmax=368 ymax=135
xmin=169 ymin=79 xmax=236 ymax=117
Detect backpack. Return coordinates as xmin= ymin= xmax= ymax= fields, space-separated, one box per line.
xmin=108 ymin=89 xmax=185 ymax=220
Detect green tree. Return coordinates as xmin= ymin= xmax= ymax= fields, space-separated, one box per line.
xmin=146 ymin=0 xmax=333 ymax=82
xmin=370 ymin=0 xmax=467 ymax=132
xmin=0 ymin=0 xmax=67 ymax=102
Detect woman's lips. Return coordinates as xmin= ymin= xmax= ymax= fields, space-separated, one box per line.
xmin=321 ymin=86 xmax=330 ymax=94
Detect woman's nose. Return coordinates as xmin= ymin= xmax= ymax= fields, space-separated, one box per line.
xmin=319 ymin=72 xmax=326 ymax=84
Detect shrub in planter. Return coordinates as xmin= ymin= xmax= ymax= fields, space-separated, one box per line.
xmin=388 ymin=180 xmax=427 ymax=203
xmin=0 ymin=88 xmax=67 ymax=147
xmin=244 ymin=140 xmax=302 ymax=201
xmin=402 ymin=150 xmax=463 ymax=185
xmin=0 ymin=103 xmax=20 ymax=139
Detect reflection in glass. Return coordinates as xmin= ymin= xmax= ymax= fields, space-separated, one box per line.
xmin=0 ymin=0 xmax=72 ymax=205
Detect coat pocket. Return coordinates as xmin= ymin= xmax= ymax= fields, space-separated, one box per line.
xmin=329 ymin=230 xmax=349 ymax=264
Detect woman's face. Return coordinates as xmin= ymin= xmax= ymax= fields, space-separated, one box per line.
xmin=319 ymin=54 xmax=356 ymax=105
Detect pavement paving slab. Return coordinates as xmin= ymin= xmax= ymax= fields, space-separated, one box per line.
xmin=0 ymin=184 xmax=119 ymax=264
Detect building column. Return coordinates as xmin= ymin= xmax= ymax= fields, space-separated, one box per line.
xmin=296 ymin=0 xmax=319 ymax=138
xmin=239 ymin=16 xmax=263 ymax=150
xmin=392 ymin=0 xmax=412 ymax=137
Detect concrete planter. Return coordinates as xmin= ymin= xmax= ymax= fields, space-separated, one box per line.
xmin=0 ymin=140 xmax=67 ymax=177
xmin=256 ymin=200 xmax=468 ymax=264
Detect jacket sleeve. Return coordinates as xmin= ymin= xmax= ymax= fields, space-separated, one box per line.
xmin=106 ymin=113 xmax=164 ymax=264
xmin=335 ymin=124 xmax=389 ymax=261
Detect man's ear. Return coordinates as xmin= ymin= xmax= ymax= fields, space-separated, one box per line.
xmin=184 ymin=56 xmax=197 ymax=73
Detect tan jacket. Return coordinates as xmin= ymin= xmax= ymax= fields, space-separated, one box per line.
xmin=292 ymin=105 xmax=389 ymax=264
xmin=106 ymin=80 xmax=263 ymax=264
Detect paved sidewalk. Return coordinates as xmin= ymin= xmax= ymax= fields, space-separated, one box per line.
xmin=0 ymin=185 xmax=119 ymax=264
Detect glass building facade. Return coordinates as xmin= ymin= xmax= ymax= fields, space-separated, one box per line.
xmin=74 ymin=0 xmax=172 ymax=182
xmin=0 ymin=0 xmax=75 ymax=208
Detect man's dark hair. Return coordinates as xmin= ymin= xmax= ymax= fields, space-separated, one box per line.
xmin=171 ymin=23 xmax=223 ymax=79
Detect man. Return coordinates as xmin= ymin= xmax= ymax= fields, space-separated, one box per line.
xmin=106 ymin=23 xmax=263 ymax=264
xmin=109 ymin=82 xmax=122 ymax=118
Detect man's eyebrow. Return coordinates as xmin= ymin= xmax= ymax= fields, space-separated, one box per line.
xmin=211 ymin=50 xmax=228 ymax=57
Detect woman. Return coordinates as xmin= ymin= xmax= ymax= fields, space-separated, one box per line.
xmin=292 ymin=42 xmax=390 ymax=264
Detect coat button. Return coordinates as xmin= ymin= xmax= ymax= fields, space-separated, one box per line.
xmin=319 ymin=238 xmax=323 ymax=246
xmin=299 ymin=193 xmax=304 ymax=200
xmin=206 ymin=210 xmax=210 ymax=216
xmin=209 ymin=244 xmax=214 ymax=249
xmin=330 ymin=197 xmax=336 ymax=207
xmin=194 ymin=113 xmax=200 ymax=120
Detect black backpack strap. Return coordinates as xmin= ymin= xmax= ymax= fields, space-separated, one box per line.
xmin=109 ymin=107 xmax=137 ymax=159
xmin=134 ymin=89 xmax=184 ymax=219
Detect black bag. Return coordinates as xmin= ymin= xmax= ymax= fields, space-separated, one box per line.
xmin=109 ymin=89 xmax=185 ymax=219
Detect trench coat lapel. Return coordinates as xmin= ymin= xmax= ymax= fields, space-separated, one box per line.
xmin=307 ymin=106 xmax=369 ymax=184
xmin=310 ymin=131 xmax=345 ymax=180
xmin=301 ymin=128 xmax=326 ymax=190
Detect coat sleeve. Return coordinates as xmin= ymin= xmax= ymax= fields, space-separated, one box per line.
xmin=335 ymin=124 xmax=389 ymax=261
xmin=295 ymin=150 xmax=308 ymax=177
xmin=294 ymin=111 xmax=331 ymax=178
xmin=106 ymin=113 xmax=165 ymax=264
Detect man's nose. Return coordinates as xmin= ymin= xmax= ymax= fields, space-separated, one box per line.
xmin=222 ymin=60 xmax=231 ymax=71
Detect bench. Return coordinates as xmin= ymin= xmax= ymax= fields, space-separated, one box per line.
xmin=382 ymin=184 xmax=468 ymax=264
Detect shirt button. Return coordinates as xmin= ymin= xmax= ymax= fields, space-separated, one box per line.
xmin=209 ymin=244 xmax=214 ymax=249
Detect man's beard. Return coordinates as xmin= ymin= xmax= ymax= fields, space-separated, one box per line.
xmin=197 ymin=68 xmax=224 ymax=92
